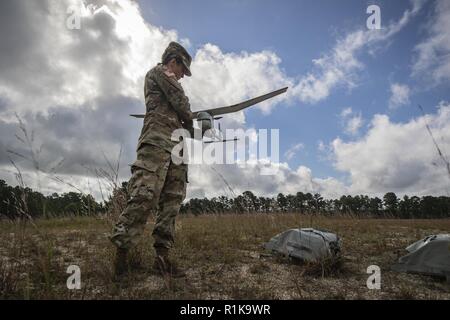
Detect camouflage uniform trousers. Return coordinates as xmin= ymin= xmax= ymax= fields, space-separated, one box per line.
xmin=110 ymin=143 xmax=187 ymax=250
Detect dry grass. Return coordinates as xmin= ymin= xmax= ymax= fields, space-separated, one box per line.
xmin=0 ymin=214 xmax=449 ymax=300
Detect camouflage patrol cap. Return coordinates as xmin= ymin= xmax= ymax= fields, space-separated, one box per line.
xmin=162 ymin=41 xmax=192 ymax=77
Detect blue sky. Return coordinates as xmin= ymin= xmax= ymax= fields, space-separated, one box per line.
xmin=140 ymin=0 xmax=449 ymax=179
xmin=1 ymin=0 xmax=450 ymax=199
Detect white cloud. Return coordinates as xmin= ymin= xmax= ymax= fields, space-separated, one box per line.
xmin=0 ymin=0 xmax=435 ymax=202
xmin=0 ymin=0 xmax=292 ymax=196
xmin=340 ymin=107 xmax=364 ymax=136
xmin=346 ymin=115 xmax=364 ymax=136
xmin=0 ymin=0 xmax=341 ymax=202
xmin=389 ymin=83 xmax=411 ymax=109
xmin=331 ymin=101 xmax=450 ymax=197
xmin=340 ymin=107 xmax=353 ymax=118
xmin=0 ymin=0 xmax=424 ymax=120
xmin=0 ymin=164 xmax=114 ymax=202
xmin=317 ymin=140 xmax=326 ymax=152
xmin=0 ymin=0 xmax=179 ymax=116
xmin=187 ymin=161 xmax=348 ymax=200
xmin=413 ymin=0 xmax=450 ymax=85
xmin=185 ymin=43 xmax=293 ymax=119
xmin=0 ymin=0 xmax=294 ymax=124
xmin=284 ymin=143 xmax=304 ymax=161
xmin=290 ymin=0 xmax=424 ymax=104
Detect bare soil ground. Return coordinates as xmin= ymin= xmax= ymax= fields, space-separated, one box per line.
xmin=1 ymin=214 xmax=449 ymax=299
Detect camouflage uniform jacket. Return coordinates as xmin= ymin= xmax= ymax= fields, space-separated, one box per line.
xmin=137 ymin=63 xmax=192 ymax=153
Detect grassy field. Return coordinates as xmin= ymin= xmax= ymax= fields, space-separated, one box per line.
xmin=0 ymin=213 xmax=449 ymax=300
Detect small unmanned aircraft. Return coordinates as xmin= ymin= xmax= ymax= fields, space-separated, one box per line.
xmin=130 ymin=87 xmax=288 ymax=143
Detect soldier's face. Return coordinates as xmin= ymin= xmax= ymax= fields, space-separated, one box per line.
xmin=174 ymin=63 xmax=185 ymax=80
xmin=168 ymin=59 xmax=185 ymax=80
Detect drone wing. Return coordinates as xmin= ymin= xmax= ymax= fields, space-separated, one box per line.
xmin=130 ymin=87 xmax=288 ymax=119
xmin=192 ymin=87 xmax=288 ymax=117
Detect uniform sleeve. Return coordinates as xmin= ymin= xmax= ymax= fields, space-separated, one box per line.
xmin=151 ymin=67 xmax=193 ymax=122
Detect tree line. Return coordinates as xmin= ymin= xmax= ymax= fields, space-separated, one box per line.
xmin=0 ymin=179 xmax=104 ymax=219
xmin=1 ymin=179 xmax=449 ymax=219
xmin=181 ymin=190 xmax=450 ymax=219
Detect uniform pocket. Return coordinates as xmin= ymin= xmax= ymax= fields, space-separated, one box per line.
xmin=131 ymin=159 xmax=158 ymax=173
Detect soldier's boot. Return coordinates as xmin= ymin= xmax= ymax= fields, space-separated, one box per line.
xmin=113 ymin=247 xmax=128 ymax=278
xmin=153 ymin=247 xmax=186 ymax=278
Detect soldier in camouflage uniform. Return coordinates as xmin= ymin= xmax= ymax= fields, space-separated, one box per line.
xmin=110 ymin=42 xmax=194 ymax=278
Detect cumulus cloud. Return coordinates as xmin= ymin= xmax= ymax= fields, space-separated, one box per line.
xmin=0 ymin=0 xmax=424 ymax=117
xmin=0 ymin=96 xmax=141 ymax=172
xmin=331 ymin=102 xmax=450 ymax=196
xmin=0 ymin=0 xmax=290 ymax=191
xmin=186 ymin=44 xmax=292 ymax=117
xmin=187 ymin=161 xmax=347 ymax=200
xmin=389 ymin=83 xmax=411 ymax=109
xmin=413 ymin=0 xmax=450 ymax=85
xmin=0 ymin=0 xmax=179 ymax=117
xmin=0 ymin=95 xmax=142 ymax=197
xmin=0 ymin=0 xmax=433 ymax=201
xmin=0 ymin=0 xmax=295 ymax=123
xmin=0 ymin=0 xmax=314 ymax=200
